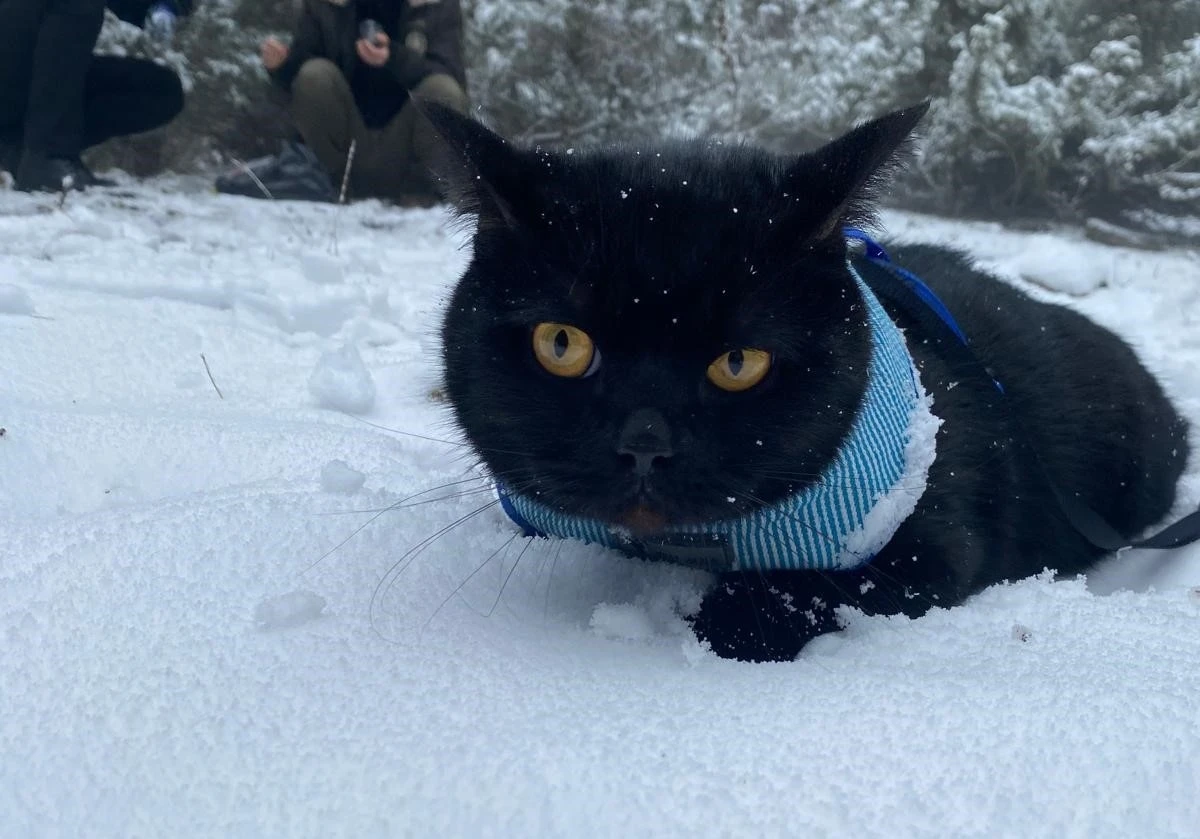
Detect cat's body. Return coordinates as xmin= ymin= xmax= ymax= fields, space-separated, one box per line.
xmin=428 ymin=102 xmax=1190 ymax=661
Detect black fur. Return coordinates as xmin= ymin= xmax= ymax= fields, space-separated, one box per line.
xmin=427 ymin=102 xmax=1190 ymax=662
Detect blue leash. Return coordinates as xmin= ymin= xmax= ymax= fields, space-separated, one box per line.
xmin=846 ymin=227 xmax=1005 ymax=394
xmin=844 ymin=227 xmax=970 ymax=345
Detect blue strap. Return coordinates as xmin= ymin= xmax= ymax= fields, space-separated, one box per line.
xmin=496 ymin=487 xmax=543 ymax=537
xmin=844 ymin=227 xmax=970 ymax=346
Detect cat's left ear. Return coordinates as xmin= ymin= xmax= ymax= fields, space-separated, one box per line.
xmin=784 ymin=102 xmax=930 ymax=241
xmin=416 ymin=100 xmax=536 ymax=231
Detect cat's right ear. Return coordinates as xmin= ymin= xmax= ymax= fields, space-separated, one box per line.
xmin=417 ymin=101 xmax=531 ymax=231
xmin=783 ymin=101 xmax=930 ymax=241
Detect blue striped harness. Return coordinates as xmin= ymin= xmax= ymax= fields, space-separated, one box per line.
xmin=495 ymin=255 xmax=941 ymax=574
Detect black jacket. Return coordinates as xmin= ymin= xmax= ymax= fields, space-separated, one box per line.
xmin=270 ymin=0 xmax=466 ymax=96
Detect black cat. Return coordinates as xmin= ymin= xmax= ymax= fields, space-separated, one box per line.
xmin=427 ymin=100 xmax=1190 ymax=662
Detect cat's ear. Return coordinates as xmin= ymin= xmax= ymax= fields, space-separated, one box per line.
xmin=417 ymin=101 xmax=534 ymax=230
xmin=783 ymin=102 xmax=930 ymax=241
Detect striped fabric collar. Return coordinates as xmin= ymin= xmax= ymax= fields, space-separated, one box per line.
xmin=495 ymin=262 xmax=940 ymax=573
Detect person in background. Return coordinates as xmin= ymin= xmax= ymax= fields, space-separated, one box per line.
xmin=259 ymin=0 xmax=468 ymax=204
xmin=0 ymin=0 xmax=192 ymax=192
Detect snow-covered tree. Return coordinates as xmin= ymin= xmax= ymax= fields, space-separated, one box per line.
xmin=919 ymin=0 xmax=1200 ymax=228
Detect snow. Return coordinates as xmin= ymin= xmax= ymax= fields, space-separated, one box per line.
xmin=0 ymin=282 xmax=36 ymax=315
xmin=308 ymin=342 xmax=377 ymax=414
xmin=255 ymin=589 xmax=329 ymax=630
xmin=589 ymin=602 xmax=659 ymax=642
xmin=2 ymin=179 xmax=1200 ymax=836
xmin=320 ymin=459 xmax=367 ymax=494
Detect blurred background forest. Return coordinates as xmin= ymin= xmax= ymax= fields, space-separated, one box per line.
xmin=94 ymin=0 xmax=1200 ymax=241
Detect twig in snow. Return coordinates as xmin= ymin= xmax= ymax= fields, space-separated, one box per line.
xmin=330 ymin=139 xmax=358 ymax=255
xmin=338 ymin=139 xmax=356 ymax=206
xmin=201 ymin=353 xmax=224 ymax=400
xmin=230 ymin=157 xmax=275 ymax=201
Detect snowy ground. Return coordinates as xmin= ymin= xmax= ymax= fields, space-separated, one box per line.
xmin=2 ymin=178 xmax=1199 ymax=837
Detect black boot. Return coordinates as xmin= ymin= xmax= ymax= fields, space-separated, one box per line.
xmin=15 ymin=150 xmax=84 ymax=193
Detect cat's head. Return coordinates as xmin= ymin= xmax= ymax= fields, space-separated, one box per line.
xmin=428 ymin=102 xmax=928 ymax=536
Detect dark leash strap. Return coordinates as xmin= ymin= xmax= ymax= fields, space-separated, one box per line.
xmin=845 ymin=228 xmax=1200 ymax=554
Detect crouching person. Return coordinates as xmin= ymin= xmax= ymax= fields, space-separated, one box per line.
xmin=0 ymin=0 xmax=193 ymax=192
xmin=259 ymin=0 xmax=467 ymax=205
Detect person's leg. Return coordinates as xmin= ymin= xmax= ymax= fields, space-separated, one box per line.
xmin=21 ymin=0 xmax=105 ymax=157
xmin=362 ymin=73 xmax=468 ymax=202
xmin=0 ymin=0 xmax=51 ymax=165
xmin=288 ymin=58 xmax=367 ymax=184
xmin=7 ymin=0 xmax=106 ymax=190
xmin=81 ymin=56 xmax=184 ymax=149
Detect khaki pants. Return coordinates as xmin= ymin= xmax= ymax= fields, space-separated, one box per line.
xmin=289 ymin=58 xmax=468 ymax=203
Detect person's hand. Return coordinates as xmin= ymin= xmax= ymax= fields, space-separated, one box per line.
xmin=261 ymin=37 xmax=289 ymax=72
xmin=356 ymin=32 xmax=390 ymax=68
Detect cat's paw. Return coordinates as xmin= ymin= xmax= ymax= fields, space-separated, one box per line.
xmin=690 ymin=574 xmax=840 ymax=662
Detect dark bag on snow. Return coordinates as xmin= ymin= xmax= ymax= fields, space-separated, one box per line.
xmin=214 ymin=141 xmax=336 ymax=203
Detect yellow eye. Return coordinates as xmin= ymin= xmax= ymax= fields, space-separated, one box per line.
xmin=707 ymin=348 xmax=772 ymax=392
xmin=532 ymin=322 xmax=598 ymax=378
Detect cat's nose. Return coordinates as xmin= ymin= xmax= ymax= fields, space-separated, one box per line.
xmin=617 ymin=408 xmax=674 ymax=477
